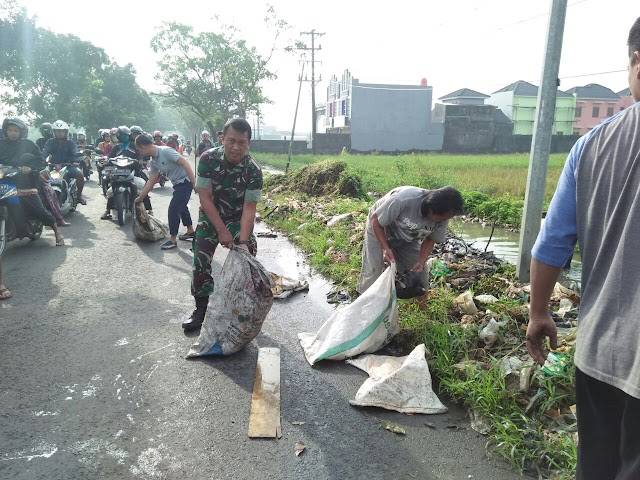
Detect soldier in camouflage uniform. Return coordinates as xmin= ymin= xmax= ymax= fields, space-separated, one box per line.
xmin=182 ymin=118 xmax=263 ymax=332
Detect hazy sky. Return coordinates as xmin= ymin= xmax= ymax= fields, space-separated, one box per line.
xmin=15 ymin=0 xmax=638 ymax=132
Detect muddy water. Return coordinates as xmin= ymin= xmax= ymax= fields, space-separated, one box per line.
xmin=451 ymin=220 xmax=582 ymax=286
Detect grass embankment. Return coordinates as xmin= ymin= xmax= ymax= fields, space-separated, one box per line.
xmin=259 ymin=160 xmax=577 ymax=479
xmin=260 ymin=152 xmax=568 ymax=228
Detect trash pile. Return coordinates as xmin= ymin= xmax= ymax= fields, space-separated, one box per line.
xmin=428 ymin=236 xmax=580 ymax=447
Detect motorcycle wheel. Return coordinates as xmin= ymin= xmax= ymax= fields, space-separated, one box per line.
xmin=115 ymin=191 xmax=126 ymax=226
xmin=28 ymin=220 xmax=43 ymax=241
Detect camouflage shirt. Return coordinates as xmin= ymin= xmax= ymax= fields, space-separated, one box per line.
xmin=195 ymin=146 xmax=263 ymax=222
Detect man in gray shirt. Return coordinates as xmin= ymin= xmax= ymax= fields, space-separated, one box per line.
xmin=134 ymin=134 xmax=198 ymax=250
xmin=527 ymin=17 xmax=640 ymax=479
xmin=357 ymin=185 xmax=463 ymax=307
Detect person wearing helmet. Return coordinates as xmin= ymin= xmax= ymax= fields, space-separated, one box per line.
xmin=76 ymin=130 xmax=87 ymax=147
xmin=0 ymin=117 xmax=65 ymax=245
xmin=166 ymin=133 xmax=179 ymax=152
xmin=36 ymin=123 xmax=53 ymax=150
xmin=197 ymin=130 xmax=214 ymax=157
xmin=97 ymin=130 xmax=112 ymax=156
xmin=42 ymin=120 xmax=87 ymax=205
xmin=153 ymin=131 xmax=165 ymax=146
xmin=100 ymin=125 xmax=153 ymax=220
xmin=129 ymin=125 xmax=144 ymax=142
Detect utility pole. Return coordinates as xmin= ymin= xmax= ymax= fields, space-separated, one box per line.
xmin=286 ymin=61 xmax=306 ymax=174
xmin=516 ymin=0 xmax=568 ymax=282
xmin=299 ymin=29 xmax=324 ymax=154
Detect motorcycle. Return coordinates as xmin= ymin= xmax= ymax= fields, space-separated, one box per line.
xmin=47 ymin=160 xmax=79 ymax=215
xmin=95 ymin=155 xmax=109 ymax=194
xmin=104 ymin=156 xmax=140 ymax=226
xmin=79 ymin=148 xmax=94 ymax=181
xmin=158 ymin=171 xmax=168 ymax=188
xmin=0 ymin=164 xmax=43 ymax=257
xmin=184 ymin=144 xmax=193 ymax=156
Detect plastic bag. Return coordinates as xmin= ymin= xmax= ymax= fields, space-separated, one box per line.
xmin=347 ymin=344 xmax=447 ymax=414
xmin=395 ymin=270 xmax=426 ymax=299
xmin=132 ymin=202 xmax=169 ymax=242
xmin=187 ymin=248 xmax=274 ymax=357
xmin=299 ymin=262 xmax=399 ymax=365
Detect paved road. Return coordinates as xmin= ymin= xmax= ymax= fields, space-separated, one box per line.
xmin=0 ymin=178 xmax=519 ymax=479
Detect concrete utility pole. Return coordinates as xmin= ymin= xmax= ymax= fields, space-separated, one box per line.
xmin=286 ymin=61 xmax=305 ymax=174
xmin=299 ymin=30 xmax=324 ymax=154
xmin=516 ymin=0 xmax=568 ymax=282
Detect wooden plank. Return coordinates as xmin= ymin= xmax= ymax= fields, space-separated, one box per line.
xmin=248 ymin=348 xmax=281 ymax=438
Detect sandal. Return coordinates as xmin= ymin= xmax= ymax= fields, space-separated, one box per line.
xmin=178 ymin=232 xmax=195 ymax=241
xmin=100 ymin=213 xmax=112 ymax=220
xmin=0 ymin=288 xmax=12 ymax=300
xmin=160 ymin=240 xmax=177 ymax=250
xmin=56 ymin=237 xmax=65 ymax=246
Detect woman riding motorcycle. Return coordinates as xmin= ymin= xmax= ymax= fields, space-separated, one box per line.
xmin=100 ymin=125 xmax=153 ymax=220
xmin=42 ymin=120 xmax=87 ymax=205
xmin=0 ymin=117 xmax=64 ymax=245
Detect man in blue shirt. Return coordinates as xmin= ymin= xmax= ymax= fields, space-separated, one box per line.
xmin=527 ymin=17 xmax=640 ymax=479
xmin=42 ymin=120 xmax=86 ymax=205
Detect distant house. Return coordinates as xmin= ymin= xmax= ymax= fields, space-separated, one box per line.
xmin=438 ymin=88 xmax=489 ymax=105
xmin=617 ymin=87 xmax=636 ymax=112
xmin=486 ymin=80 xmax=576 ymax=135
xmin=322 ymin=69 xmax=443 ymax=151
xmin=565 ymin=84 xmax=622 ymax=136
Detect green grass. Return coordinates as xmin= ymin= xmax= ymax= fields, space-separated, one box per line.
xmin=259 ymin=152 xmax=567 ymax=202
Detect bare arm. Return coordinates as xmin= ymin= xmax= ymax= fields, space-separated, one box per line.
xmin=135 ymin=172 xmax=159 ymax=202
xmin=412 ymin=237 xmax=436 ymax=272
xmin=371 ymin=213 xmax=394 ymax=263
xmin=177 ymin=157 xmax=197 ymax=188
xmin=526 ymin=258 xmax=561 ymax=364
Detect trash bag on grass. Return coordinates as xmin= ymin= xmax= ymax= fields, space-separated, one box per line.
xmin=132 ymin=202 xmax=169 ymax=242
xmin=298 ymin=262 xmax=399 ymax=365
xmin=187 ymin=248 xmax=274 ymax=357
xmin=346 ymin=344 xmax=447 ymax=414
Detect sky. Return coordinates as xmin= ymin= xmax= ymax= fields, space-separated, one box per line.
xmin=13 ymin=0 xmax=638 ymax=133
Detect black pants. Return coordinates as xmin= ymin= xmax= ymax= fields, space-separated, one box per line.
xmin=18 ymin=195 xmax=56 ymax=227
xmin=576 ymin=368 xmax=640 ymax=480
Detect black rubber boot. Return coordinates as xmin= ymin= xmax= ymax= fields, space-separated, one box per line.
xmin=182 ymin=296 xmax=209 ymax=331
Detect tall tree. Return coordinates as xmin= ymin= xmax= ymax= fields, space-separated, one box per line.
xmin=150 ymin=8 xmax=288 ymax=134
xmin=0 ymin=3 xmax=153 ymax=134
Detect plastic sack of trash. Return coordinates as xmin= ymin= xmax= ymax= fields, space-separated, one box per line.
xmin=187 ymin=248 xmax=274 ymax=357
xmin=298 ymin=262 xmax=399 ymax=365
xmin=132 ymin=202 xmax=169 ymax=242
xmin=346 ymin=344 xmax=447 ymax=414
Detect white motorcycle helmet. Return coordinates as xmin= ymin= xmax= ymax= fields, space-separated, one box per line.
xmin=51 ymin=120 xmax=69 ymax=137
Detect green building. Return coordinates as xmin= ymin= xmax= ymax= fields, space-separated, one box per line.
xmin=487 ymin=80 xmax=576 ymax=135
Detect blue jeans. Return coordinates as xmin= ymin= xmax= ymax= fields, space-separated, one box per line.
xmin=169 ymin=181 xmax=193 ymax=235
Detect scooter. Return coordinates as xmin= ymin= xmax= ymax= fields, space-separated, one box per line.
xmin=79 ymin=149 xmax=94 ymax=181
xmin=95 ymin=155 xmax=109 ymax=194
xmin=0 ymin=164 xmax=43 ymax=258
xmin=47 ymin=161 xmax=79 ymax=215
xmin=105 ymin=156 xmax=139 ymax=226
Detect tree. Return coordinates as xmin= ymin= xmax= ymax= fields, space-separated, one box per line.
xmin=0 ymin=3 xmax=153 ymax=135
xmin=150 ymin=9 xmax=288 ymax=134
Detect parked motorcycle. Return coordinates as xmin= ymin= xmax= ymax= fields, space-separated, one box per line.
xmin=105 ymin=156 xmax=139 ymax=226
xmin=47 ymin=161 xmax=78 ymax=215
xmin=0 ymin=164 xmax=43 ymax=257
